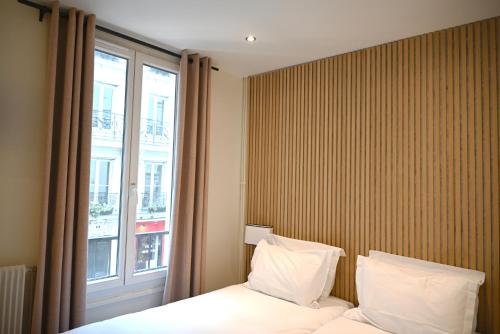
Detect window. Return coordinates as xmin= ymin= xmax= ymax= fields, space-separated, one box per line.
xmin=89 ymin=159 xmax=112 ymax=205
xmin=87 ymin=41 xmax=178 ymax=289
xmin=92 ymin=82 xmax=115 ymax=129
xmin=140 ymin=161 xmax=166 ymax=210
xmin=146 ymin=95 xmax=167 ymax=137
xmin=88 ymin=158 xmax=118 ymax=281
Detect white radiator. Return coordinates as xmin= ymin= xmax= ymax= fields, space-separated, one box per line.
xmin=0 ymin=265 xmax=35 ymax=334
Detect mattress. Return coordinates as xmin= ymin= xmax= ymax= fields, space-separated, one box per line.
xmin=313 ymin=316 xmax=390 ymax=334
xmin=66 ymin=284 xmax=352 ymax=334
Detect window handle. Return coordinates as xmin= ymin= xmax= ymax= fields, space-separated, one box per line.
xmin=130 ymin=183 xmax=138 ymax=204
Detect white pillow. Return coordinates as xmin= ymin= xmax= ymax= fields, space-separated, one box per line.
xmin=368 ymin=250 xmax=485 ymax=332
xmin=248 ymin=240 xmax=331 ymax=308
xmin=356 ymin=255 xmax=484 ymax=334
xmin=368 ymin=251 xmax=485 ymax=284
xmin=343 ymin=307 xmax=371 ymax=324
xmin=265 ymin=234 xmax=345 ymax=298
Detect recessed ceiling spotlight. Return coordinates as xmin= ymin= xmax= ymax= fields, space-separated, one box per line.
xmin=245 ymin=35 xmax=256 ymax=42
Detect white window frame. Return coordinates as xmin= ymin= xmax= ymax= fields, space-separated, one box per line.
xmin=126 ymin=52 xmax=179 ymax=285
xmin=87 ymin=38 xmax=179 ymax=293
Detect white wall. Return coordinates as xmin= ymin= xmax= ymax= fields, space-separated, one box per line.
xmin=0 ymin=0 xmax=48 ymax=267
xmin=204 ymin=70 xmax=245 ymax=292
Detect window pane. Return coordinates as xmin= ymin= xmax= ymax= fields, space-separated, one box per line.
xmin=156 ymin=99 xmax=165 ymax=135
xmin=135 ymin=65 xmax=176 ymax=273
xmin=92 ymin=84 xmax=100 ymax=116
xmin=87 ymin=50 xmax=127 ymax=281
xmin=90 ymin=159 xmax=96 ymax=191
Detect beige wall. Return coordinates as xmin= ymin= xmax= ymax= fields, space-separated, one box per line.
xmin=0 ymin=0 xmax=48 ymax=267
xmin=0 ymin=0 xmax=242 ymax=290
xmin=204 ymin=70 xmax=245 ymax=292
xmin=0 ymin=0 xmax=244 ymax=318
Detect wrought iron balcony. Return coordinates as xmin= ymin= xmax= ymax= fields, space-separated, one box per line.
xmin=89 ymin=191 xmax=119 ymax=218
xmin=92 ymin=111 xmax=124 ymax=141
xmin=139 ymin=118 xmax=171 ymax=146
xmin=139 ymin=192 xmax=167 ymax=214
xmin=91 ymin=110 xmax=171 ymax=146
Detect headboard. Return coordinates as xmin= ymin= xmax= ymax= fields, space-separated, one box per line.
xmin=245 ymin=16 xmax=500 ymax=333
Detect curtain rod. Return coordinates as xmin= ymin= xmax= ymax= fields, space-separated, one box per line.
xmin=17 ymin=0 xmax=220 ymax=71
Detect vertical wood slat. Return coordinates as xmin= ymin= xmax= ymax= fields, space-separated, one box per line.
xmin=245 ymin=16 xmax=500 ymax=333
xmin=490 ymin=17 xmax=500 ymax=330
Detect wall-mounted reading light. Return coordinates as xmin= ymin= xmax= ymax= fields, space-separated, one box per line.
xmin=244 ymin=224 xmax=272 ymax=245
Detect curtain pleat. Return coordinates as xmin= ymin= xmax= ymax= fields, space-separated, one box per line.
xmin=163 ymin=51 xmax=211 ymax=304
xmin=31 ymin=3 xmax=95 ymax=333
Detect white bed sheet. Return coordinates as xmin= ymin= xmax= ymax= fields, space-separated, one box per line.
xmin=313 ymin=316 xmax=390 ymax=334
xmin=67 ymin=284 xmax=352 ymax=334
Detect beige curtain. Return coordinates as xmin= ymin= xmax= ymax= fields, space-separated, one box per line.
xmin=163 ymin=52 xmax=212 ymax=304
xmin=31 ymin=3 xmax=95 ymax=333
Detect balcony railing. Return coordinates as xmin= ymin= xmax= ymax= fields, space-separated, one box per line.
xmin=92 ymin=111 xmax=171 ymax=146
xmin=89 ymin=191 xmax=118 ymax=205
xmin=139 ymin=192 xmax=167 ymax=213
xmin=140 ymin=118 xmax=171 ymax=146
xmin=92 ymin=111 xmax=124 ymax=141
xmin=89 ymin=192 xmax=119 ymax=218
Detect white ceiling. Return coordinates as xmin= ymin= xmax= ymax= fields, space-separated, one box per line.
xmin=59 ymin=0 xmax=500 ymax=77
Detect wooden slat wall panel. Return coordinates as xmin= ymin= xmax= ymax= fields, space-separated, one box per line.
xmin=245 ymin=17 xmax=500 ymax=333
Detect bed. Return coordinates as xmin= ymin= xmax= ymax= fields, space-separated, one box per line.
xmin=68 ymin=239 xmax=485 ymax=334
xmin=313 ymin=310 xmax=389 ymax=334
xmin=66 ymin=284 xmax=352 ymax=334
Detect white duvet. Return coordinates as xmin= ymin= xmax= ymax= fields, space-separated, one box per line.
xmin=66 ymin=284 xmax=352 ymax=334
xmin=313 ymin=317 xmax=390 ymax=334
